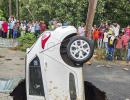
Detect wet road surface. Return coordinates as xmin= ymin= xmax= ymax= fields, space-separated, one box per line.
xmin=83 ymin=63 xmax=130 ymax=100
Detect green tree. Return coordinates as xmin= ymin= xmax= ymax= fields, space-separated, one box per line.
xmin=95 ymin=0 xmax=130 ymax=26
xmin=0 ymin=9 xmax=5 ymax=20
xmin=0 ymin=0 xmax=16 ymax=19
xmin=19 ymin=0 xmax=88 ymax=26
xmin=0 ymin=0 xmax=129 ymax=27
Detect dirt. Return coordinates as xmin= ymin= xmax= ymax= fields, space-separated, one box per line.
xmin=0 ymin=55 xmax=5 ymax=58
xmin=0 ymin=48 xmax=25 ymax=79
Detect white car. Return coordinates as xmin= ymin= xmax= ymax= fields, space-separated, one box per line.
xmin=11 ymin=26 xmax=94 ymax=100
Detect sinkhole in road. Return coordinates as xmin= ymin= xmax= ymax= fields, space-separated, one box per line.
xmin=7 ymin=80 xmax=106 ymax=100
xmin=84 ymin=81 xmax=107 ymax=100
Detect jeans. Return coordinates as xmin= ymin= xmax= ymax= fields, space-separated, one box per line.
xmin=13 ymin=31 xmax=17 ymax=39
xmin=98 ymin=39 xmax=103 ymax=48
xmin=0 ymin=29 xmax=2 ymax=37
xmin=2 ymin=32 xmax=7 ymax=38
xmin=107 ymin=46 xmax=114 ymax=61
xmin=126 ymin=49 xmax=130 ymax=63
xmin=104 ymin=42 xmax=108 ymax=54
xmin=9 ymin=29 xmax=13 ymax=38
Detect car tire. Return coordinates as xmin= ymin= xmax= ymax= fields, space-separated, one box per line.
xmin=67 ymin=36 xmax=94 ymax=65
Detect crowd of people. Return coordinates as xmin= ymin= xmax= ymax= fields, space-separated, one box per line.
xmin=92 ymin=23 xmax=130 ymax=63
xmin=0 ymin=16 xmax=130 ymax=64
xmin=78 ymin=22 xmax=130 ymax=64
xmin=0 ymin=16 xmax=47 ymax=39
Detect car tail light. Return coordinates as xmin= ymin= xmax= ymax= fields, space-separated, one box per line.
xmin=41 ymin=32 xmax=51 ymax=49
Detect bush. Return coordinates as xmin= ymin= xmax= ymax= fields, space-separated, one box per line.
xmin=17 ymin=33 xmax=36 ymax=51
xmin=0 ymin=9 xmax=5 ymax=20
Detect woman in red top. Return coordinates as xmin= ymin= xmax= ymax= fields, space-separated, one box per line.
xmin=93 ymin=29 xmax=99 ymax=48
xmin=2 ymin=20 xmax=8 ymax=38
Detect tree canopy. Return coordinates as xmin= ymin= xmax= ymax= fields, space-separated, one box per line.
xmin=0 ymin=0 xmax=130 ymax=27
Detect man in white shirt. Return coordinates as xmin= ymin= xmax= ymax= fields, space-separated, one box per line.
xmin=78 ymin=23 xmax=85 ymax=36
xmin=112 ymin=23 xmax=120 ymax=37
xmin=103 ymin=29 xmax=109 ymax=54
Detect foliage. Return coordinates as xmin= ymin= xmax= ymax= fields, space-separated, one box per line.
xmin=17 ymin=33 xmax=36 ymax=51
xmin=19 ymin=0 xmax=130 ymax=27
xmin=0 ymin=0 xmax=16 ymax=19
xmin=95 ymin=0 xmax=130 ymax=27
xmin=0 ymin=9 xmax=5 ymax=20
xmin=19 ymin=0 xmax=88 ymax=26
xmin=0 ymin=0 xmax=130 ymax=27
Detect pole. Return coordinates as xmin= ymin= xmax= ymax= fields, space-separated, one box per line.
xmin=9 ymin=0 xmax=12 ymax=16
xmin=85 ymin=0 xmax=98 ymax=39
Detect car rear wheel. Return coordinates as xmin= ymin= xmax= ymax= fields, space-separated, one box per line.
xmin=67 ymin=36 xmax=94 ymax=65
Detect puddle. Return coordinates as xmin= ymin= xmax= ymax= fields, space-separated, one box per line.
xmin=5 ymin=59 xmax=12 ymax=61
xmin=84 ymin=81 xmax=107 ymax=100
xmin=15 ymin=64 xmax=20 ymax=65
xmin=0 ymin=55 xmax=5 ymax=58
xmin=9 ymin=47 xmax=18 ymax=51
xmin=20 ymin=58 xmax=24 ymax=60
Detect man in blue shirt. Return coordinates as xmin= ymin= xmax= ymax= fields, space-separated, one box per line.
xmin=8 ymin=17 xmax=16 ymax=38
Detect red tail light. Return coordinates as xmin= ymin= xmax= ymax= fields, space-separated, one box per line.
xmin=41 ymin=32 xmax=51 ymax=49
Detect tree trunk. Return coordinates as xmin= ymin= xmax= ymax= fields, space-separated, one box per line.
xmin=16 ymin=0 xmax=19 ymax=19
xmin=85 ymin=0 xmax=98 ymax=39
xmin=9 ymin=0 xmax=12 ymax=16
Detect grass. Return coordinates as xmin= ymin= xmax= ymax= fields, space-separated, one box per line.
xmin=93 ymin=48 xmax=129 ymax=66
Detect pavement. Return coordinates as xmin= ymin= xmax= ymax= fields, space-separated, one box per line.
xmin=0 ymin=48 xmax=25 ymax=79
xmin=83 ymin=62 xmax=130 ymax=100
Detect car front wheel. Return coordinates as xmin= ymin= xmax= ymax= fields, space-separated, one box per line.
xmin=67 ymin=36 xmax=94 ymax=65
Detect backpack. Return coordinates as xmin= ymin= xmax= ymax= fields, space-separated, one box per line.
xmin=108 ymin=36 xmax=115 ymax=46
